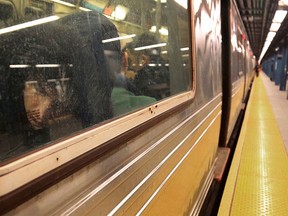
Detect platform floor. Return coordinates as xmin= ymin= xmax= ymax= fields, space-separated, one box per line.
xmin=261 ymin=72 xmax=288 ymax=153
xmin=218 ymin=72 xmax=288 ymax=215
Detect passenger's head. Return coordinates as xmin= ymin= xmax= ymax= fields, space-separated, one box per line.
xmin=135 ymin=33 xmax=161 ymax=64
xmin=60 ymin=11 xmax=121 ymax=83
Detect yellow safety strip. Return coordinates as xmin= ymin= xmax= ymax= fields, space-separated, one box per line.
xmin=218 ymin=76 xmax=288 ymax=215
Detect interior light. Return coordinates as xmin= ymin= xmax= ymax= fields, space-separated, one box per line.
xmin=154 ymin=0 xmax=167 ymax=3
xmin=25 ymin=81 xmax=38 ymax=85
xmin=272 ymin=10 xmax=287 ymax=23
xmin=270 ymin=22 xmax=281 ymax=31
xmin=159 ymin=27 xmax=168 ymax=36
xmin=0 ymin=16 xmax=59 ymax=35
xmin=174 ymin=0 xmax=188 ymax=9
xmin=149 ymin=26 xmax=169 ymax=36
xmin=51 ymin=0 xmax=75 ymax=7
xmin=35 ymin=64 xmax=61 ymax=68
xmin=134 ymin=43 xmax=167 ymax=51
xmin=10 ymin=65 xmax=31 ymax=68
xmin=112 ymin=5 xmax=129 ymax=20
xmin=150 ymin=26 xmax=157 ymax=32
xmin=102 ymin=34 xmax=136 ymax=43
xmin=79 ymin=7 xmax=92 ymax=12
xmin=180 ymin=47 xmax=189 ymax=51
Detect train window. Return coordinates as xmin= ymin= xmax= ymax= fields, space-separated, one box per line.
xmin=0 ymin=0 xmax=192 ymax=162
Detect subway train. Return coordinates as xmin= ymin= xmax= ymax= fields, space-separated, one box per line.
xmin=0 ymin=0 xmax=255 ymax=215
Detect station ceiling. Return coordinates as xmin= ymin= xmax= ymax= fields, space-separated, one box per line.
xmin=235 ymin=0 xmax=288 ymax=61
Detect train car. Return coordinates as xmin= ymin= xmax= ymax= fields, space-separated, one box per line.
xmin=219 ymin=0 xmax=256 ymax=148
xmin=0 ymin=0 xmax=254 ymax=215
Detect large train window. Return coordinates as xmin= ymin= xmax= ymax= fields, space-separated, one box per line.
xmin=0 ymin=0 xmax=192 ymax=163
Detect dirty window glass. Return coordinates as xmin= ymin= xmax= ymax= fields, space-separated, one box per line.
xmin=0 ymin=0 xmax=191 ymax=162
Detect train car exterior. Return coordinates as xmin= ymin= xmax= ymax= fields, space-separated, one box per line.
xmin=0 ymin=0 xmax=254 ymax=215
xmin=219 ymin=0 xmax=255 ymax=147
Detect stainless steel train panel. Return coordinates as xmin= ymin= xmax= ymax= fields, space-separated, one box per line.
xmin=6 ymin=94 xmax=222 ymax=216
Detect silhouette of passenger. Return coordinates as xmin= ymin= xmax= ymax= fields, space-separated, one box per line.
xmin=60 ymin=11 xmax=121 ymax=127
xmin=0 ymin=22 xmax=85 ymax=145
xmin=0 ymin=11 xmax=121 ymax=147
xmin=255 ymin=64 xmax=259 ymax=77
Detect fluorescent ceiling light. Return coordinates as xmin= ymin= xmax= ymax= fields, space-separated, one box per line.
xmin=51 ymin=0 xmax=75 ymax=7
xmin=47 ymin=78 xmax=69 ymax=82
xmin=102 ymin=34 xmax=136 ymax=43
xmin=273 ymin=10 xmax=287 ymax=23
xmin=25 ymin=81 xmax=38 ymax=84
xmin=134 ymin=43 xmax=167 ymax=51
xmin=159 ymin=47 xmax=189 ymax=54
xmin=35 ymin=64 xmax=61 ymax=68
xmin=47 ymin=79 xmax=57 ymax=82
xmin=174 ymin=0 xmax=187 ymax=9
xmin=79 ymin=7 xmax=92 ymax=11
xmin=259 ymin=7 xmax=287 ymax=62
xmin=0 ymin=16 xmax=59 ymax=35
xmin=154 ymin=0 xmax=167 ymax=3
xmin=259 ymin=41 xmax=271 ymax=62
xmin=270 ymin=22 xmax=281 ymax=31
xmin=180 ymin=47 xmax=189 ymax=51
xmin=266 ymin=31 xmax=276 ymax=41
xmin=10 ymin=65 xmax=31 ymax=68
xmin=263 ymin=41 xmax=271 ymax=49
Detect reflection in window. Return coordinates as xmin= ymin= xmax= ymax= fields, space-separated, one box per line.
xmin=0 ymin=0 xmax=191 ymax=162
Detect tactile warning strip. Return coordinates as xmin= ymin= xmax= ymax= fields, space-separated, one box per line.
xmin=218 ymin=76 xmax=288 ymax=216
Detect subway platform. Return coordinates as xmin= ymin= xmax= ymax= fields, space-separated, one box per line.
xmin=218 ymin=71 xmax=288 ymax=215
